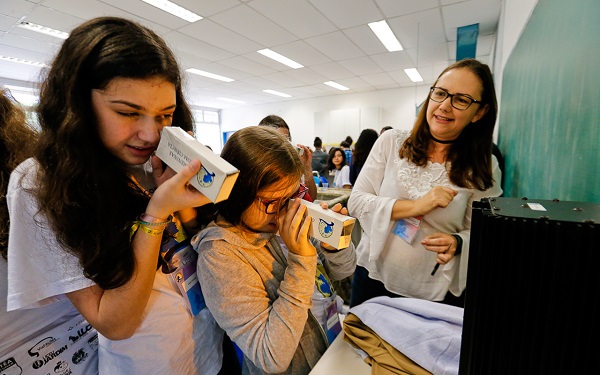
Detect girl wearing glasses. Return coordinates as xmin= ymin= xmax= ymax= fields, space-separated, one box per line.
xmin=348 ymin=58 xmax=503 ymax=308
xmin=193 ymin=126 xmax=356 ymax=375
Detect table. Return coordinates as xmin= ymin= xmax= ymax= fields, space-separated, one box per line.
xmin=309 ymin=331 xmax=371 ymax=374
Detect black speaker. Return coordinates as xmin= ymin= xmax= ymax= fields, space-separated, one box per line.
xmin=459 ymin=197 xmax=600 ymax=374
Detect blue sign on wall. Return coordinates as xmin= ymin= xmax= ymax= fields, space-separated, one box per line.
xmin=456 ymin=23 xmax=479 ymax=61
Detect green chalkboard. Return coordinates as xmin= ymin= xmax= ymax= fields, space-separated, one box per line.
xmin=498 ymin=0 xmax=600 ymax=202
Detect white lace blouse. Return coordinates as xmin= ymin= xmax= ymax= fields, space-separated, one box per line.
xmin=347 ymin=129 xmax=502 ymax=300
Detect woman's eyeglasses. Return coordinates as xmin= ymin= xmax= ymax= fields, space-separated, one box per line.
xmin=429 ymin=87 xmax=481 ymax=110
xmin=257 ymin=185 xmax=309 ymax=214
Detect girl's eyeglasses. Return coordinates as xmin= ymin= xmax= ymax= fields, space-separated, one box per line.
xmin=257 ymin=185 xmax=309 ymax=214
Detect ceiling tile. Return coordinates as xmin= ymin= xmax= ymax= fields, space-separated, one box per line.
xmin=309 ymin=0 xmax=383 ymax=29
xmin=249 ymin=0 xmax=337 ymax=38
xmin=305 ymin=31 xmax=365 ymax=61
xmin=209 ymin=4 xmax=297 ymax=47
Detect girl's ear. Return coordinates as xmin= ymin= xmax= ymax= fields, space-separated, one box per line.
xmin=471 ymin=103 xmax=489 ymax=123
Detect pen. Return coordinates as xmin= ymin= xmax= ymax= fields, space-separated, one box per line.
xmin=430 ymin=263 xmax=440 ymax=276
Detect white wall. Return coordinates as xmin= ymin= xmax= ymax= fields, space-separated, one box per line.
xmin=220 ymin=85 xmax=430 ymax=148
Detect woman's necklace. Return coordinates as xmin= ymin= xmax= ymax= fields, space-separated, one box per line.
xmin=430 ymin=134 xmax=456 ymax=144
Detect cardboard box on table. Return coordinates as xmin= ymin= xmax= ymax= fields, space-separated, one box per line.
xmin=156 ymin=127 xmax=239 ymax=203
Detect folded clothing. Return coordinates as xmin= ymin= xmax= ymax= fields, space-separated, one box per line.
xmin=343 ymin=296 xmax=463 ymax=375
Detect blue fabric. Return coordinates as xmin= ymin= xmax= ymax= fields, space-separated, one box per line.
xmin=348 ymin=296 xmax=463 ymax=375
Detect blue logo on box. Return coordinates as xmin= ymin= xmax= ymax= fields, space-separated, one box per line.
xmin=198 ymin=165 xmax=216 ymax=187
xmin=318 ymin=219 xmax=334 ymax=238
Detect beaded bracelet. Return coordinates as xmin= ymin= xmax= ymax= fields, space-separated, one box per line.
xmin=138 ymin=213 xmax=172 ymax=227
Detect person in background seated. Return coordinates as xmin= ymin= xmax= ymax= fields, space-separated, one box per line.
xmin=348 ymin=58 xmax=502 ymax=308
xmin=349 ymin=128 xmax=379 ymax=185
xmin=193 ymin=126 xmax=356 ymax=375
xmin=327 ymin=147 xmax=352 ymax=189
xmin=1 ymin=89 xmax=100 ymax=374
xmin=311 ymin=136 xmax=328 ymax=178
xmin=340 ymin=137 xmax=353 ymax=167
xmin=258 ymin=115 xmax=317 ymax=201
xmin=6 ymin=17 xmax=231 ymax=374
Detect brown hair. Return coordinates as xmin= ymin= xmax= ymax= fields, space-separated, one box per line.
xmin=0 ymin=90 xmax=38 ymax=259
xmin=33 ymin=17 xmax=194 ymax=289
xmin=400 ymin=58 xmax=498 ymax=190
xmin=217 ymin=126 xmax=304 ymax=226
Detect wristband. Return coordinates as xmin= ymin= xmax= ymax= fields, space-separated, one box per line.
xmin=452 ymin=234 xmax=463 ymax=255
xmin=129 ymin=221 xmax=166 ymax=240
xmin=138 ymin=213 xmax=172 ymax=227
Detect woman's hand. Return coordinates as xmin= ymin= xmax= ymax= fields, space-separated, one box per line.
xmin=421 ymin=232 xmax=458 ymax=265
xmin=279 ymin=199 xmax=316 ymax=257
xmin=147 ymin=157 xmax=211 ymax=219
xmin=413 ymin=186 xmax=457 ymax=216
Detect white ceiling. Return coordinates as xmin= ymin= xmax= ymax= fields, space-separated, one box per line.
xmin=0 ymin=0 xmax=502 ymax=109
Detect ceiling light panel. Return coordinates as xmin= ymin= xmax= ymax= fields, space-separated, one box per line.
xmin=0 ymin=55 xmax=47 ymax=67
xmin=186 ymin=68 xmax=234 ymax=82
xmin=263 ymin=89 xmax=292 ymax=98
xmin=17 ymin=22 xmax=69 ymax=39
xmin=257 ymin=49 xmax=303 ymax=69
xmin=324 ymin=81 xmax=349 ymax=91
xmin=368 ymin=20 xmax=403 ymax=52
xmin=404 ymin=68 xmax=423 ymax=82
xmin=141 ymin=0 xmax=202 ymax=22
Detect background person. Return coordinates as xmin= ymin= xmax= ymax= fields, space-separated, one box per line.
xmin=349 ymin=128 xmax=379 ymax=185
xmin=6 ymin=17 xmax=229 ymax=374
xmin=379 ymin=125 xmax=393 ymax=135
xmin=327 ymin=147 xmax=352 ymax=189
xmin=348 ymin=58 xmax=502 ymax=308
xmin=258 ymin=115 xmax=317 ymax=200
xmin=311 ymin=136 xmax=328 ymax=178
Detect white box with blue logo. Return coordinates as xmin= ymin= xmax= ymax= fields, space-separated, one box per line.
xmin=300 ymin=200 xmax=356 ymax=249
xmin=156 ymin=127 xmax=239 ymax=203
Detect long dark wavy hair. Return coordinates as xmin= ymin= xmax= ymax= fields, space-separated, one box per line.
xmin=352 ymin=129 xmax=378 ymax=170
xmin=32 ymin=17 xmax=194 ymax=289
xmin=400 ymin=58 xmax=498 ymax=190
xmin=216 ymin=126 xmax=304 ymax=226
xmin=1 ymin=90 xmax=38 ymax=259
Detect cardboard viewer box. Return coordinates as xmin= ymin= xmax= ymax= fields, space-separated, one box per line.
xmin=300 ymin=200 xmax=356 ymax=249
xmin=156 ymin=127 xmax=239 ymax=203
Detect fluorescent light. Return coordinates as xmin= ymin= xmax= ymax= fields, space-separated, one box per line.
xmin=0 ymin=55 xmax=47 ymax=67
xmin=17 ymin=21 xmax=69 ymax=39
xmin=263 ymin=89 xmax=291 ymax=98
xmin=3 ymin=84 xmax=38 ymax=93
xmin=186 ymin=68 xmax=234 ymax=82
xmin=257 ymin=49 xmax=303 ymax=69
xmin=404 ymin=68 xmax=423 ymax=82
xmin=216 ymin=97 xmax=246 ymax=104
xmin=11 ymin=92 xmax=39 ymax=107
xmin=324 ymin=81 xmax=349 ymax=91
xmin=141 ymin=0 xmax=202 ymax=22
xmin=368 ymin=20 xmax=403 ymax=52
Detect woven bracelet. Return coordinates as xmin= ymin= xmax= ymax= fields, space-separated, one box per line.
xmin=137 ymin=213 xmax=172 ymax=227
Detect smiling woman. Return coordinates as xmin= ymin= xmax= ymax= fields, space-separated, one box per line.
xmin=348 ymin=58 xmax=502 ymax=309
